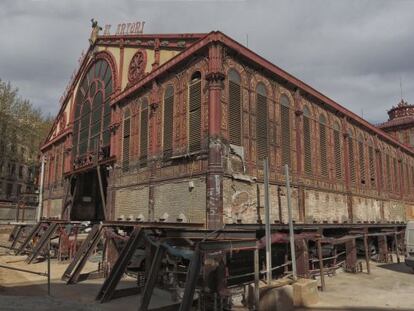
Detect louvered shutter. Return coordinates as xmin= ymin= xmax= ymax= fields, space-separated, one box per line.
xmin=386 ymin=155 xmax=391 ymax=190
xmin=229 ymin=80 xmax=242 ymax=145
xmin=319 ymin=123 xmax=328 ymax=177
xmin=140 ymin=106 xmax=148 ymax=168
xmin=393 ymin=158 xmax=399 ymax=192
xmin=359 ymin=141 xmax=365 ymax=184
xmin=368 ymin=146 xmax=375 ymax=187
xmin=281 ymin=104 xmax=291 ymax=167
xmin=303 ymin=116 xmax=312 ymax=175
xmin=349 ymin=139 xmax=356 ymax=183
xmin=122 ymin=116 xmax=131 ymax=172
xmin=163 ymin=91 xmax=174 ymax=158
xmin=334 ymin=130 xmax=342 ymax=179
xmin=189 ymin=80 xmax=201 ymax=153
xmin=256 ymin=93 xmax=268 ymax=160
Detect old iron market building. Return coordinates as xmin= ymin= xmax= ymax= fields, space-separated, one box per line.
xmin=40 ymin=26 xmax=414 ymax=227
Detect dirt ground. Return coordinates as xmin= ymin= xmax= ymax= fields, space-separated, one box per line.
xmin=1 ymin=231 xmax=414 ymax=311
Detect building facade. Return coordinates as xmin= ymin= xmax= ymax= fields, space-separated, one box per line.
xmin=40 ymin=29 xmax=414 ymax=227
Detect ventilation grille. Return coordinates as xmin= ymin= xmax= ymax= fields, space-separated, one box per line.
xmin=281 ymin=105 xmax=291 ymax=167
xmin=140 ymin=107 xmax=148 ymax=168
xmin=256 ymin=93 xmax=268 ymax=160
xmin=122 ymin=117 xmax=131 ymax=172
xmin=303 ymin=116 xmax=312 ymax=175
xmin=320 ymin=123 xmax=328 ymax=177
xmin=163 ymin=94 xmax=174 ymax=158
xmin=334 ymin=130 xmax=342 ymax=179
xmin=189 ymin=80 xmax=201 ymax=153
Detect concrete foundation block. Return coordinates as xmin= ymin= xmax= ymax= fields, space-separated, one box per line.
xmin=259 ymin=285 xmax=294 ymax=311
xmin=293 ymin=278 xmax=319 ymax=307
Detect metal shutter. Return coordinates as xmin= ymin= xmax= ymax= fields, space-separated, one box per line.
xmin=140 ymin=106 xmax=148 ymax=168
xmin=281 ymin=105 xmax=290 ymax=167
xmin=163 ymin=92 xmax=174 ymax=158
xmin=189 ymin=80 xmax=201 ymax=153
xmin=229 ymin=80 xmax=241 ymax=145
xmin=334 ymin=130 xmax=342 ymax=179
xmin=303 ymin=116 xmax=312 ymax=175
xmin=256 ymin=93 xmax=268 ymax=160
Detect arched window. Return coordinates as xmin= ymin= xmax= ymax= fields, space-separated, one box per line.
xmin=348 ymin=129 xmax=356 ymax=183
xmin=73 ymin=59 xmax=113 ymax=162
xmin=368 ymin=139 xmax=376 ymax=188
xmin=280 ymin=95 xmax=291 ymax=167
xmin=189 ymin=72 xmax=201 ymax=153
xmin=303 ymin=106 xmax=312 ymax=175
xmin=163 ymin=85 xmax=174 ymax=158
xmin=256 ymin=83 xmax=268 ymax=160
xmin=319 ymin=114 xmax=328 ymax=177
xmin=393 ymin=158 xmax=399 ymax=193
xmin=358 ymin=134 xmax=366 ymax=185
xmin=140 ymin=99 xmax=149 ymax=168
xmin=122 ymin=109 xmax=131 ymax=172
xmin=228 ymin=69 xmax=242 ymax=145
xmin=333 ymin=122 xmax=342 ymax=179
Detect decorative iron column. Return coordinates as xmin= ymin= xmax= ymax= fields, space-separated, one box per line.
xmin=205 ymin=43 xmax=225 ymax=229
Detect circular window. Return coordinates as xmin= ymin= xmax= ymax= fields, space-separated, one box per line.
xmin=128 ymin=50 xmax=147 ymax=83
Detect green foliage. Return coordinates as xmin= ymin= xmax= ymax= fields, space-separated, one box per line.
xmin=0 ymin=79 xmax=53 ymax=166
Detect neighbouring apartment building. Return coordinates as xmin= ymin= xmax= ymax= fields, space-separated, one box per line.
xmin=40 ymin=27 xmax=414 ymax=228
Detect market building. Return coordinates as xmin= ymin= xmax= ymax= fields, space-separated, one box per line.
xmin=40 ymin=26 xmax=414 ymax=228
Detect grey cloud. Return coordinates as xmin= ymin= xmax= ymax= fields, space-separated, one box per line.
xmin=0 ymin=0 xmax=413 ymax=124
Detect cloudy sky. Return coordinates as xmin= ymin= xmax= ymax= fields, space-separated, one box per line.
xmin=1 ymin=0 xmax=413 ymax=124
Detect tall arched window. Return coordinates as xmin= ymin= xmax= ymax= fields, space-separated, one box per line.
xmin=122 ymin=109 xmax=131 ymax=172
xmin=140 ymin=99 xmax=149 ymax=168
xmin=163 ymin=85 xmax=174 ymax=158
xmin=333 ymin=122 xmax=342 ymax=179
xmin=386 ymin=153 xmax=391 ymax=190
xmin=73 ymin=59 xmax=113 ymax=162
xmin=256 ymin=83 xmax=268 ymax=160
xmin=189 ymin=72 xmax=201 ymax=153
xmin=368 ymin=139 xmax=376 ymax=188
xmin=348 ymin=129 xmax=356 ymax=184
xmin=393 ymin=158 xmax=399 ymax=193
xmin=358 ymin=134 xmax=366 ymax=185
xmin=280 ymin=95 xmax=291 ymax=167
xmin=319 ymin=114 xmax=328 ymax=177
xmin=303 ymin=106 xmax=312 ymax=175
xmin=228 ymin=69 xmax=242 ymax=145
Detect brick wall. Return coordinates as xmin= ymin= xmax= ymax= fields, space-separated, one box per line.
xmin=114 ymin=186 xmax=149 ymax=220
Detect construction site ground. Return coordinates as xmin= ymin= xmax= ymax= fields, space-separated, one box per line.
xmin=1 ymin=232 xmax=414 ymax=311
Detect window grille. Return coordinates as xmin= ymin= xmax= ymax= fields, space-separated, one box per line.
xmin=122 ymin=109 xmax=131 ymax=172
xmin=163 ymin=85 xmax=174 ymax=158
xmin=189 ymin=72 xmax=201 ymax=153
xmin=280 ymin=95 xmax=291 ymax=167
xmin=256 ymin=83 xmax=268 ymax=160
xmin=303 ymin=107 xmax=312 ymax=175
xmin=140 ymin=100 xmax=148 ymax=168
xmin=333 ymin=123 xmax=342 ymax=179
xmin=228 ymin=69 xmax=242 ymax=146
xmin=319 ymin=115 xmax=328 ymax=177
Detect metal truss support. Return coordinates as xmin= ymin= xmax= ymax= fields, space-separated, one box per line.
xmin=96 ymin=227 xmax=145 ymax=303
xmin=139 ymin=244 xmax=167 ymax=311
xmin=345 ymin=238 xmax=357 ymax=273
xmin=179 ymin=246 xmax=201 ymax=311
xmin=16 ymin=222 xmax=43 ymax=255
xmin=26 ymin=222 xmax=59 ymax=264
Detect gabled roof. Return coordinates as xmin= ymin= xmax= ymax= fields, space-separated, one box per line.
xmin=112 ymin=30 xmax=414 ymax=156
